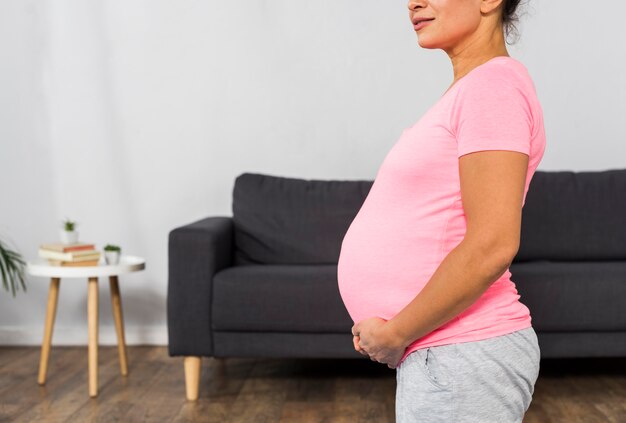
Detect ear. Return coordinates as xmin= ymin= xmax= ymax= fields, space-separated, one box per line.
xmin=480 ymin=0 xmax=505 ymax=15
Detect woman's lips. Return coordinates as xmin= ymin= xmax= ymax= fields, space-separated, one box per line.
xmin=414 ymin=19 xmax=434 ymax=31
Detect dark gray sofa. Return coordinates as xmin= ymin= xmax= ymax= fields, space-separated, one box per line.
xmin=167 ymin=170 xmax=626 ymax=400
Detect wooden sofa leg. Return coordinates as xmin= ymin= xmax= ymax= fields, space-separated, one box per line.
xmin=184 ymin=356 xmax=201 ymax=401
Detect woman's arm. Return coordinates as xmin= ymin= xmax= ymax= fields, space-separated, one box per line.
xmin=382 ymin=149 xmax=529 ymax=350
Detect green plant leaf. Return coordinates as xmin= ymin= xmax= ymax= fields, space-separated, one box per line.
xmin=5 ymin=255 xmax=26 ymax=294
xmin=0 ymin=264 xmax=8 ymax=293
xmin=0 ymin=238 xmax=27 ymax=297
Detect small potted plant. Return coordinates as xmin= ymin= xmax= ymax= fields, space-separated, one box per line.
xmin=60 ymin=217 xmax=79 ymax=244
xmin=104 ymin=244 xmax=121 ymax=265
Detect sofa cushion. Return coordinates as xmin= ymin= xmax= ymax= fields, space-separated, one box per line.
xmin=518 ymin=169 xmax=626 ymax=261
xmin=512 ymin=260 xmax=626 ymax=331
xmin=212 ymin=264 xmax=353 ymax=332
xmin=232 ymin=172 xmax=372 ymax=264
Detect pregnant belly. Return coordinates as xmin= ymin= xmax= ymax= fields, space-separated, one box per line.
xmin=337 ymin=245 xmax=438 ymax=324
xmin=336 ymin=210 xmax=443 ymax=324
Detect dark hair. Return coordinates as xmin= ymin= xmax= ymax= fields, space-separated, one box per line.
xmin=501 ymin=0 xmax=528 ymax=45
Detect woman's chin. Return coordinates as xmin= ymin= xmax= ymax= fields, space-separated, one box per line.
xmin=417 ymin=38 xmax=437 ymax=49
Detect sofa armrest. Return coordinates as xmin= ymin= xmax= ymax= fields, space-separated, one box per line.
xmin=167 ymin=216 xmax=234 ymax=356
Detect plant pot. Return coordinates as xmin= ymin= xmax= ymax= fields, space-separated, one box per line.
xmin=60 ymin=229 xmax=79 ymax=244
xmin=105 ymin=251 xmax=121 ymax=265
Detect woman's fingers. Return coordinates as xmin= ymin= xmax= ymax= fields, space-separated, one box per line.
xmin=352 ymin=333 xmax=402 ymax=369
xmin=353 ymin=335 xmax=369 ymax=356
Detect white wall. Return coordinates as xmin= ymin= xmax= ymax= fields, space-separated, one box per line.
xmin=1 ymin=0 xmax=624 ymax=346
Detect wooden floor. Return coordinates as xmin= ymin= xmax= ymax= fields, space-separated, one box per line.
xmin=0 ymin=346 xmax=625 ymax=423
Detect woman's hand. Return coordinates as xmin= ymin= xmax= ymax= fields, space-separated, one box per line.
xmin=352 ymin=317 xmax=407 ymax=369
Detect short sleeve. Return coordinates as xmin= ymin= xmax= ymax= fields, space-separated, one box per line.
xmin=451 ymin=71 xmax=533 ymax=158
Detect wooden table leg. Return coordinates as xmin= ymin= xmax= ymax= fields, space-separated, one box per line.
xmin=88 ymin=277 xmax=99 ymax=397
xmin=109 ymin=275 xmax=128 ymax=376
xmin=38 ymin=277 xmax=60 ymax=385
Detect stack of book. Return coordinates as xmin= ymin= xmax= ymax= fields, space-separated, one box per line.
xmin=39 ymin=242 xmax=101 ymax=266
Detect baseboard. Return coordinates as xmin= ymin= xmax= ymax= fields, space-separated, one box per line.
xmin=0 ymin=325 xmax=168 ymax=346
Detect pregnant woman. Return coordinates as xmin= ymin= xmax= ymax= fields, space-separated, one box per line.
xmin=336 ymin=1 xmax=544 ymax=422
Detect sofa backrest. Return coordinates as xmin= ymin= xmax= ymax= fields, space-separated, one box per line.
xmin=232 ymin=172 xmax=372 ymax=264
xmin=232 ymin=169 xmax=626 ymax=265
xmin=517 ymin=168 xmax=626 ymax=261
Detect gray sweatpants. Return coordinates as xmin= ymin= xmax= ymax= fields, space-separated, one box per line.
xmin=395 ymin=326 xmax=540 ymax=423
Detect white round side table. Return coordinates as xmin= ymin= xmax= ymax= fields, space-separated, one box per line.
xmin=26 ymin=255 xmax=146 ymax=397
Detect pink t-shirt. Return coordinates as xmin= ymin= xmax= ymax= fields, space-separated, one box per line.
xmin=337 ymin=56 xmax=546 ymax=366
